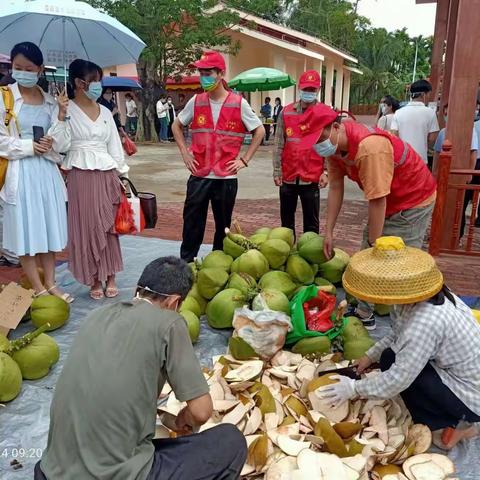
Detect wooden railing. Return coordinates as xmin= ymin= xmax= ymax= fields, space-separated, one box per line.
xmin=429 ymin=140 xmax=480 ymax=256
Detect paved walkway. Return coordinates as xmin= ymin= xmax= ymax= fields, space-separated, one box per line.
xmin=1 ymin=141 xmax=479 ymax=295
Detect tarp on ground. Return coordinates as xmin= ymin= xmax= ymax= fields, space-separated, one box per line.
xmin=0 ymin=236 xmax=479 ymax=479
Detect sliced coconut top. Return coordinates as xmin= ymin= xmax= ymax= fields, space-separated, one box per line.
xmin=224 ymin=360 xmax=264 ymax=382
xmin=277 ymin=434 xmax=311 ymax=456
xmin=402 ymin=453 xmax=455 ymax=480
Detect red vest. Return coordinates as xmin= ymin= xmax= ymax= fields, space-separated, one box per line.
xmin=334 ymin=121 xmax=436 ymax=216
xmin=190 ymin=92 xmax=247 ymax=177
xmin=281 ymin=102 xmax=325 ymax=183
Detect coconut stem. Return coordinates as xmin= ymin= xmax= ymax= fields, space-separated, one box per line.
xmin=224 ymin=228 xmax=258 ymax=251
xmin=7 ymin=323 xmax=51 ymax=354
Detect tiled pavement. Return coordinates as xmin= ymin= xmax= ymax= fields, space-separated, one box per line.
xmin=1 ymin=198 xmax=479 ymax=296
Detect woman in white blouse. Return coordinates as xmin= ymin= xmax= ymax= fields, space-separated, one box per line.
xmin=376 ymin=95 xmax=400 ymax=131
xmin=60 ymin=59 xmax=129 ymax=299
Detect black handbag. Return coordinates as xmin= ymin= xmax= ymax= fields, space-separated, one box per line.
xmin=120 ymin=177 xmax=158 ymax=229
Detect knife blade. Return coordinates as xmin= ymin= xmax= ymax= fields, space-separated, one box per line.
xmin=316 ymin=366 xmax=361 ymax=380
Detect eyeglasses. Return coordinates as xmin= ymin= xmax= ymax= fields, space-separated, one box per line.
xmin=137 ymin=285 xmax=178 ymax=298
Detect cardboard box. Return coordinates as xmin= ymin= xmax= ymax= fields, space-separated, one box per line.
xmin=0 ymin=282 xmax=34 ymax=336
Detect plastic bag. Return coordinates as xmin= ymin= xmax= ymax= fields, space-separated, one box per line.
xmin=286 ymin=285 xmax=346 ymax=345
xmin=304 ymin=290 xmax=336 ymax=332
xmin=122 ymin=136 xmax=137 ymax=156
xmin=232 ymin=307 xmax=292 ymax=360
xmin=115 ymin=191 xmax=136 ymax=234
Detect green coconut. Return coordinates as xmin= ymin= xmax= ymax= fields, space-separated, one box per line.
xmin=31 ymin=295 xmax=69 ymax=331
xmin=252 ymin=289 xmax=290 ymax=315
xmin=187 ymin=284 xmax=208 ymax=315
xmin=223 ymin=236 xmax=246 ymax=259
xmin=0 ymin=352 xmax=22 ymax=402
xmin=254 ymin=227 xmax=272 ymax=236
xmin=0 ymin=333 xmax=9 ymax=352
xmin=342 ymin=316 xmax=371 ymax=342
xmin=259 ymin=271 xmax=297 ymax=299
xmin=374 ymin=304 xmax=391 ymax=316
xmin=249 ymin=233 xmax=269 ymax=246
xmin=317 ymin=248 xmax=350 ymax=284
xmin=227 ymin=272 xmax=257 ymax=295
xmin=229 ymin=336 xmax=258 ymax=360
xmin=314 ymin=277 xmax=337 ymax=295
xmin=298 ymin=235 xmax=327 ymax=265
xmin=235 ymin=250 xmax=270 ymax=280
xmin=292 ymin=336 xmax=331 ymax=355
xmin=297 ymin=231 xmax=319 ymax=250
xmin=206 ymin=288 xmax=246 ymax=329
xmin=343 ymin=337 xmax=375 ymax=360
xmin=268 ymin=227 xmax=295 ymax=248
xmin=197 ymin=268 xmax=229 ymax=300
xmin=286 ymin=255 xmax=315 ymax=285
xmin=201 ymin=250 xmax=233 ymax=272
xmin=179 ymin=296 xmax=202 ymax=318
xmin=11 ymin=333 xmax=59 ymax=380
xmin=180 ymin=310 xmax=200 ymax=343
xmin=260 ymin=239 xmax=291 ymax=269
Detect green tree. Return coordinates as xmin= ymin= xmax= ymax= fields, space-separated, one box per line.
xmin=86 ymin=0 xmax=243 ymax=141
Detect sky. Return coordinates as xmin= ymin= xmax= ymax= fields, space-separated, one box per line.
xmin=356 ymin=0 xmax=437 ymax=37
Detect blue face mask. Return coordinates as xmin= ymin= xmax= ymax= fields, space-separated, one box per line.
xmin=314 ymin=128 xmax=338 ymax=157
xmin=200 ymin=75 xmax=218 ymax=92
xmin=86 ymin=81 xmax=103 ymax=101
xmin=299 ymin=90 xmax=317 ymax=104
xmin=12 ymin=69 xmax=39 ymax=88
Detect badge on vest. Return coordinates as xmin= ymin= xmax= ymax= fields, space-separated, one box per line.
xmin=197 ymin=114 xmax=207 ymax=126
xmin=286 ymin=127 xmax=294 ymax=137
xmin=226 ymin=120 xmax=238 ymax=130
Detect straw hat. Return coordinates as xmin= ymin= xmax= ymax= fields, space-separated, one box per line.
xmin=342 ymin=236 xmax=444 ymax=305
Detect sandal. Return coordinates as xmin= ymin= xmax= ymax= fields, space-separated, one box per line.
xmin=47 ymin=285 xmax=75 ymax=304
xmin=90 ymin=288 xmax=105 ymax=300
xmin=105 ymin=287 xmax=119 ymax=298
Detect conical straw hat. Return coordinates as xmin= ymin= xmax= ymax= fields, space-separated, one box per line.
xmin=342 ymin=236 xmax=443 ymax=305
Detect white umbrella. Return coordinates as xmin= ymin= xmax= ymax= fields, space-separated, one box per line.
xmin=0 ymin=0 xmax=146 ymax=85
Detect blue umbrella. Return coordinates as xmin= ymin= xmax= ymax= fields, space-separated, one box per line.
xmin=0 ymin=0 xmax=146 ymax=85
xmin=102 ymin=76 xmax=142 ymax=91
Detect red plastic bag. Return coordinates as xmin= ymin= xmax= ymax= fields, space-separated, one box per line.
xmin=303 ymin=290 xmax=336 ymax=332
xmin=122 ymin=136 xmax=137 ymax=156
xmin=115 ymin=191 xmax=136 ymax=234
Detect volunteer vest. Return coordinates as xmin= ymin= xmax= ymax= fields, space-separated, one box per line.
xmin=335 ymin=121 xmax=436 ymax=216
xmin=190 ymin=92 xmax=247 ymax=177
xmin=281 ymin=102 xmax=325 ymax=183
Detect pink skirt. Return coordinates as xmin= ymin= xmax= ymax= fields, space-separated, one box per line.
xmin=67 ymin=168 xmax=123 ymax=286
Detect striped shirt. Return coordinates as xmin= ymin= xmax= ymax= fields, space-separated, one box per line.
xmin=355 ymin=294 xmax=480 ymax=415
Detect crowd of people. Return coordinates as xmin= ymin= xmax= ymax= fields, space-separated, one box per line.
xmin=1 ymin=43 xmax=479 ymax=479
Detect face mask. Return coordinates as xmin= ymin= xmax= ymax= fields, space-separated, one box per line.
xmin=314 ymin=128 xmax=338 ymax=157
xmin=299 ymin=91 xmax=317 ymax=103
xmin=381 ymin=105 xmax=389 ymax=115
xmin=167 ymin=99 xmax=172 ymax=104
xmin=200 ymin=75 xmax=219 ymax=92
xmin=12 ymin=69 xmax=39 ymax=88
xmin=86 ymin=81 xmax=103 ymax=101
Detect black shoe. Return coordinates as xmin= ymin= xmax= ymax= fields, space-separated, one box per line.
xmin=0 ymin=256 xmax=20 ymax=268
xmin=345 ymin=304 xmax=376 ymax=330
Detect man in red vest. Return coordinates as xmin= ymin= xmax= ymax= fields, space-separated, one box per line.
xmin=314 ymin=104 xmax=437 ymax=330
xmin=172 ymin=52 xmax=265 ymax=262
xmin=273 ymin=70 xmax=328 ymax=236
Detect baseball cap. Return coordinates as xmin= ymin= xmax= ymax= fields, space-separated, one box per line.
xmin=299 ymin=70 xmax=321 ymax=90
xmin=410 ymin=79 xmax=432 ymax=94
xmin=191 ymin=51 xmax=226 ymax=71
xmin=314 ymin=103 xmax=341 ymax=137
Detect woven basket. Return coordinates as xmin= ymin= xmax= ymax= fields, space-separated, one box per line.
xmin=342 ymin=236 xmax=443 ymax=305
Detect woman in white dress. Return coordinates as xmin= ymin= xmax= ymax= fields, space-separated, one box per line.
xmin=59 ymin=59 xmax=129 ymax=300
xmin=0 ymin=42 xmax=71 ymax=301
xmin=377 ymin=95 xmax=400 ymax=131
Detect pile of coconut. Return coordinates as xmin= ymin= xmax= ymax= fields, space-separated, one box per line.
xmin=158 ymin=351 xmax=456 ymax=480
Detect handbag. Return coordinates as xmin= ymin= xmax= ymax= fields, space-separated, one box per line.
xmin=120 ymin=177 xmax=157 ymax=229
xmin=122 ymin=135 xmax=137 ymax=156
xmin=0 ymin=87 xmax=17 ymax=189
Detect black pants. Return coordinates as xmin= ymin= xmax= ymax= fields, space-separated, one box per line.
xmin=181 ymin=176 xmax=238 ymax=262
xmin=264 ymin=124 xmax=271 ymax=142
xmin=380 ymin=348 xmax=480 ymax=430
xmin=460 ymin=160 xmax=480 ymax=237
xmin=279 ymin=182 xmax=320 ymax=237
xmin=34 ymin=425 xmax=246 ymax=480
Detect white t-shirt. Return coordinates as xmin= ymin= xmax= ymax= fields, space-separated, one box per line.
xmin=156 ymin=100 xmax=168 ymax=119
xmin=126 ymin=99 xmax=137 ymax=118
xmin=391 ymin=101 xmax=439 ymax=163
xmin=377 ymin=113 xmax=394 ymax=131
xmin=178 ymin=94 xmax=262 ymax=179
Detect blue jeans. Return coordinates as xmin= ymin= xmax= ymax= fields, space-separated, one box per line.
xmin=159 ymin=117 xmax=168 ymax=141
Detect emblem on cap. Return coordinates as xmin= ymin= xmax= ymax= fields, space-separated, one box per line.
xmin=307 ymin=74 xmax=314 ymax=80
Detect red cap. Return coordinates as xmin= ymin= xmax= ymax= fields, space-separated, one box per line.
xmin=191 ymin=51 xmax=226 ymax=71
xmin=299 ymin=70 xmax=321 ymax=89
xmin=314 ymin=103 xmax=340 ymax=136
